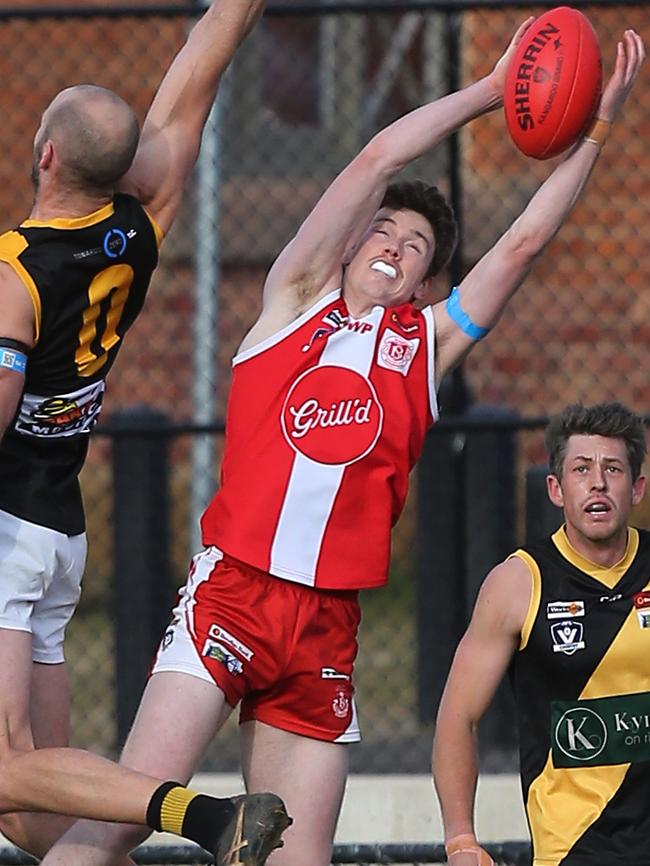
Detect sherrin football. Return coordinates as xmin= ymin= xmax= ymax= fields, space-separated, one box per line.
xmin=504 ymin=6 xmax=602 ymax=159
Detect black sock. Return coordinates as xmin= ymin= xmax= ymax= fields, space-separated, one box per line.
xmin=146 ymin=782 xmax=236 ymax=851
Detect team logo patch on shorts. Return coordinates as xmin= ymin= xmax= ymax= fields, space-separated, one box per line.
xmin=332 ymin=689 xmax=350 ymax=719
xmin=202 ymin=639 xmax=244 ymax=675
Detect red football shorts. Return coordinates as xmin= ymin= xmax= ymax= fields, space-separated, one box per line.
xmin=151 ymin=546 xmax=362 ymax=742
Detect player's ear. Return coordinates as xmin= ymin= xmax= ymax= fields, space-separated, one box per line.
xmin=546 ymin=473 xmax=564 ymax=508
xmin=632 ymin=473 xmax=646 ymax=507
xmin=412 ymin=276 xmax=435 ymax=310
xmin=39 ymin=140 xmax=55 ymax=171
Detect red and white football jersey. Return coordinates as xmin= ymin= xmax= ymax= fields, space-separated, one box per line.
xmin=201 ymin=289 xmax=438 ymax=590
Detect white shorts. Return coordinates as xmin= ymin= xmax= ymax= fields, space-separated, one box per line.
xmin=0 ymin=509 xmax=87 ymax=663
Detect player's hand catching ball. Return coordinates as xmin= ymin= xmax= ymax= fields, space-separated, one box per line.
xmin=596 ymin=29 xmax=645 ymax=124
xmin=487 ymin=17 xmax=535 ymax=104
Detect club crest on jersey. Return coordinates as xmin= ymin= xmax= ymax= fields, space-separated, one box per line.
xmin=302 ymin=309 xmax=348 ymax=353
xmin=551 ymin=620 xmax=585 ymax=655
xmin=281 ymin=365 xmax=383 ymax=465
xmin=377 ymin=328 xmax=419 ymax=376
xmin=547 ymin=600 xmax=585 ymax=619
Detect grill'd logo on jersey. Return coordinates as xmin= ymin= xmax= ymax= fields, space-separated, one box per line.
xmin=281 ymin=365 xmax=383 ymax=465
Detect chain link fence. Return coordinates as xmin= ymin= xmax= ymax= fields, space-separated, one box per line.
xmin=3 ymin=1 xmax=648 ymax=774
xmin=0 ymin=841 xmax=534 ymax=865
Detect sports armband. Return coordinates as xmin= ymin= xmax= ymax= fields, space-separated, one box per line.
xmin=583 ymin=117 xmax=611 ymax=148
xmin=0 ymin=338 xmax=29 ymax=375
xmin=446 ymin=834 xmax=494 ymax=865
xmin=445 ymin=287 xmax=489 ymax=341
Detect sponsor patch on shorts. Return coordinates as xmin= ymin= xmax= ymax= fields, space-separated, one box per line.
xmin=208 ymin=623 xmax=254 ymax=660
xmin=321 ymin=667 xmax=350 ymax=680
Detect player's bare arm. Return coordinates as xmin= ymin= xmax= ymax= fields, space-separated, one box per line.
xmin=251 ymin=18 xmax=533 ymax=342
xmin=432 ymin=29 xmax=645 ymax=386
xmin=118 ymin=0 xmax=266 ymax=235
xmin=0 ymin=265 xmax=36 ymax=441
xmin=432 ymin=556 xmax=532 ymax=866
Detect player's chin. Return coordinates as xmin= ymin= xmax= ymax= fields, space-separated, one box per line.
xmin=581 ymin=515 xmax=622 ymax=540
xmin=381 ymin=288 xmax=413 ymax=308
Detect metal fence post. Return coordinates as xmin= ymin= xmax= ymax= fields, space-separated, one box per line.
xmin=416 ymin=423 xmax=467 ymax=723
xmin=112 ymin=407 xmax=174 ymax=748
xmin=464 ymin=404 xmax=518 ymax=755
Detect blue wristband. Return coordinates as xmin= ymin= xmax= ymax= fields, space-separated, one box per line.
xmin=445 ymin=286 xmax=489 ymax=341
xmin=0 ymin=347 xmax=27 ymax=374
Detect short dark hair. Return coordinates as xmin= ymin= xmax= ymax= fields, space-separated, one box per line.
xmin=380 ymin=180 xmax=457 ymax=278
xmin=545 ymin=402 xmax=648 ymax=481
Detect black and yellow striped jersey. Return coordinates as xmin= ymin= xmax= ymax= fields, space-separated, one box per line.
xmin=0 ymin=193 xmax=161 ymax=535
xmin=511 ymin=526 xmax=650 ymax=866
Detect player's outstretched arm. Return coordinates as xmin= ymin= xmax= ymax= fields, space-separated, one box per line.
xmin=0 ymin=266 xmax=36 ymax=443
xmin=119 ymin=0 xmax=266 ymax=235
xmin=433 ymin=556 xmax=530 ymax=866
xmin=433 ymin=29 xmax=645 ymax=385
xmin=263 ymin=18 xmax=533 ymax=312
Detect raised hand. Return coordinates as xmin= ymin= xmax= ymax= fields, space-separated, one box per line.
xmin=597 ymin=29 xmax=645 ymax=122
xmin=487 ymin=17 xmax=535 ymax=103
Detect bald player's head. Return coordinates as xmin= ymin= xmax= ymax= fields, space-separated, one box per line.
xmin=32 ymin=85 xmax=140 ymax=193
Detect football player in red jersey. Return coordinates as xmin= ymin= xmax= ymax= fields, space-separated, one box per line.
xmin=41 ymin=24 xmax=644 ymax=866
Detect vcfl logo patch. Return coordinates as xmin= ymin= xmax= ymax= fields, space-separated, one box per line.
xmin=551 ymin=620 xmax=585 ymax=655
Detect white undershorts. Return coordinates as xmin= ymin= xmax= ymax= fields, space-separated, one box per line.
xmin=0 ymin=508 xmax=87 ymax=663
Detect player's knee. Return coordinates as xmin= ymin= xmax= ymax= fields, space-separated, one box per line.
xmin=0 ymin=812 xmax=26 ymax=847
xmin=0 ymin=744 xmax=39 ymax=812
xmin=0 ymin=713 xmax=35 ymax=756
